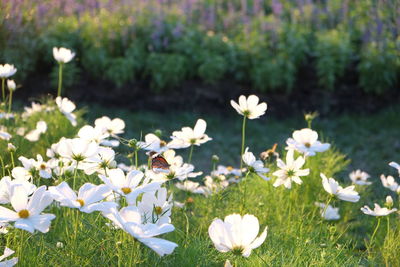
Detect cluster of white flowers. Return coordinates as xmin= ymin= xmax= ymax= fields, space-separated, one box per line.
xmin=0 ymin=49 xmax=398 ymax=265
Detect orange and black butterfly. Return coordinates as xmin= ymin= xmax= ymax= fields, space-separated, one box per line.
xmin=149 ymin=151 xmax=170 ymax=173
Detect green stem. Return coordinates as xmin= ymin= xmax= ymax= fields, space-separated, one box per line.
xmin=240 ymin=116 xmax=247 ymax=171
xmin=0 ymin=156 xmax=4 ymax=177
xmin=10 ymin=152 xmax=15 ymax=168
xmin=1 ymin=78 xmax=5 ymax=103
xmin=73 ymin=161 xmax=79 ymax=190
xmin=321 ymin=195 xmax=333 ymax=220
xmin=370 ymin=217 xmax=381 ymax=247
xmin=386 ymin=216 xmax=390 ymax=239
xmin=240 ymin=171 xmax=250 ymax=214
xmin=134 ymin=150 xmax=138 ymax=168
xmin=7 ymin=89 xmax=12 ymax=113
xmin=57 ymin=63 xmax=63 ymax=97
xmin=188 ymin=144 xmax=194 ymax=164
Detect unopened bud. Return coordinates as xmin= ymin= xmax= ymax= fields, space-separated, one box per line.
xmin=7 ymin=143 xmax=16 ymax=152
xmin=154 ymin=129 xmax=162 ymax=138
xmin=128 ymin=139 xmax=137 ymax=148
xmin=212 ymin=155 xmax=219 ymax=163
xmin=7 ymin=80 xmax=16 ymax=91
xmin=386 ymin=195 xmax=393 ymax=207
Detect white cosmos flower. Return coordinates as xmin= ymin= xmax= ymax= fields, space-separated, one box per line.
xmin=321 ymin=173 xmax=360 ymax=202
xmin=49 ymin=182 xmax=114 ymax=213
xmin=273 ymin=149 xmax=309 ymax=189
xmin=99 ymin=168 xmax=160 ymax=205
xmin=208 ymin=213 xmax=268 ymax=257
xmin=0 ymin=176 xmax=36 ymax=204
xmin=81 ymin=147 xmax=116 ymax=175
xmin=7 ymin=80 xmax=16 ymax=91
xmin=242 ymin=148 xmax=270 ymax=181
xmin=349 ymin=170 xmax=371 ymax=185
xmin=0 ymin=64 xmax=17 ymax=78
xmin=11 ymin=167 xmax=32 ymax=181
xmin=56 ymin=97 xmax=77 ymax=126
xmin=380 ymin=174 xmax=399 ymax=192
xmin=211 ymin=165 xmax=242 ymax=177
xmin=315 ymin=202 xmax=340 ymax=220
xmin=169 ymin=119 xmax=212 ymax=149
xmin=230 ymin=95 xmax=267 ymax=119
xmin=25 ymin=121 xmax=47 ymax=142
xmin=0 ymin=127 xmax=11 ymax=141
xmin=202 ymin=175 xmax=229 ymax=196
xmin=33 ymin=155 xmax=53 ymax=179
xmin=53 ymin=47 xmax=75 ymax=63
xmin=0 ymin=185 xmax=55 ymax=233
xmin=361 ymin=203 xmax=397 ymax=217
xmin=138 ymin=188 xmax=173 ymax=225
xmin=389 ymin=161 xmax=400 ymax=175
xmin=137 ymin=133 xmax=171 ymax=154
xmin=77 ymin=125 xmax=108 ymax=144
xmin=57 ymin=138 xmax=99 ymax=163
xmin=94 ymin=116 xmax=125 ymax=136
xmin=102 ymin=206 xmax=178 ymax=256
xmin=0 ymin=247 xmax=18 ymax=266
xmin=286 ymin=128 xmax=330 ymax=156
xmin=175 ymin=180 xmax=205 ymax=194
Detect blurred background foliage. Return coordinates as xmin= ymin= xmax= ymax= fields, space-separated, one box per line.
xmin=0 ymin=0 xmax=399 ymax=104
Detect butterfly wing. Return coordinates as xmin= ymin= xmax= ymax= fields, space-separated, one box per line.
xmin=152 ymin=155 xmax=170 ymax=173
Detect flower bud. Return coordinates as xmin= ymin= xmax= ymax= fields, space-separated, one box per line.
xmin=212 ymin=155 xmax=219 ymax=163
xmin=386 ymin=195 xmax=393 ymax=207
xmin=7 ymin=143 xmax=16 ymax=152
xmin=128 ymin=139 xmax=137 ymax=148
xmin=154 ymin=129 xmax=162 ymax=138
xmin=56 ymin=242 xmax=64 ymax=248
xmin=7 ymin=80 xmax=16 ymax=91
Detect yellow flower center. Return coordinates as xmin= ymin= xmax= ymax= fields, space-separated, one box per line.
xmin=18 ymin=209 xmax=30 ymax=218
xmin=154 ymin=206 xmax=163 ymax=215
xmin=40 ymin=164 xmax=46 ymax=170
xmin=227 ymin=166 xmax=233 ymax=171
xmin=76 ymin=199 xmax=85 ymax=207
xmin=121 ymin=187 xmax=132 ymax=194
xmin=304 ymin=142 xmax=311 ymax=148
xmin=160 ymin=140 xmax=167 ymax=147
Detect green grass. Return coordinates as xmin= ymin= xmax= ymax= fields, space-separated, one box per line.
xmin=1 ymin=101 xmax=399 ymax=266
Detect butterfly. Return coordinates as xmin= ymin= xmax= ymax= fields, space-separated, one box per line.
xmin=149 ymin=151 xmax=170 ymax=173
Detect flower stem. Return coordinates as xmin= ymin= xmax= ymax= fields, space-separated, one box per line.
xmin=57 ymin=63 xmax=63 ymax=97
xmin=0 ymin=155 xmax=5 ymax=177
xmin=370 ymin=217 xmax=381 ymax=247
xmin=240 ymin=171 xmax=250 ymax=214
xmin=321 ymin=195 xmax=333 ymax=220
xmin=7 ymin=89 xmax=12 ymax=113
xmin=10 ymin=152 xmax=15 ymax=169
xmin=134 ymin=150 xmax=138 ymax=168
xmin=1 ymin=78 xmax=5 ymax=103
xmin=240 ymin=116 xmax=247 ymax=171
xmin=188 ymin=144 xmax=194 ymax=164
xmin=73 ymin=161 xmax=79 ymax=190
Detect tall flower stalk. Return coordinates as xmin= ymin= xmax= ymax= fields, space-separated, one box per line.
xmin=230 ymin=95 xmax=267 ymax=170
xmin=57 ymin=63 xmax=63 ymax=97
xmin=53 ymin=47 xmax=75 ymax=97
xmin=240 ymin=116 xmax=247 ymax=170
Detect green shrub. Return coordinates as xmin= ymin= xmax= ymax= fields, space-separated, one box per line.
xmin=197 ymin=53 xmax=227 ymax=84
xmin=145 ymin=53 xmax=187 ymax=92
xmin=358 ymin=40 xmax=400 ymax=94
xmin=315 ymin=29 xmax=353 ymax=90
